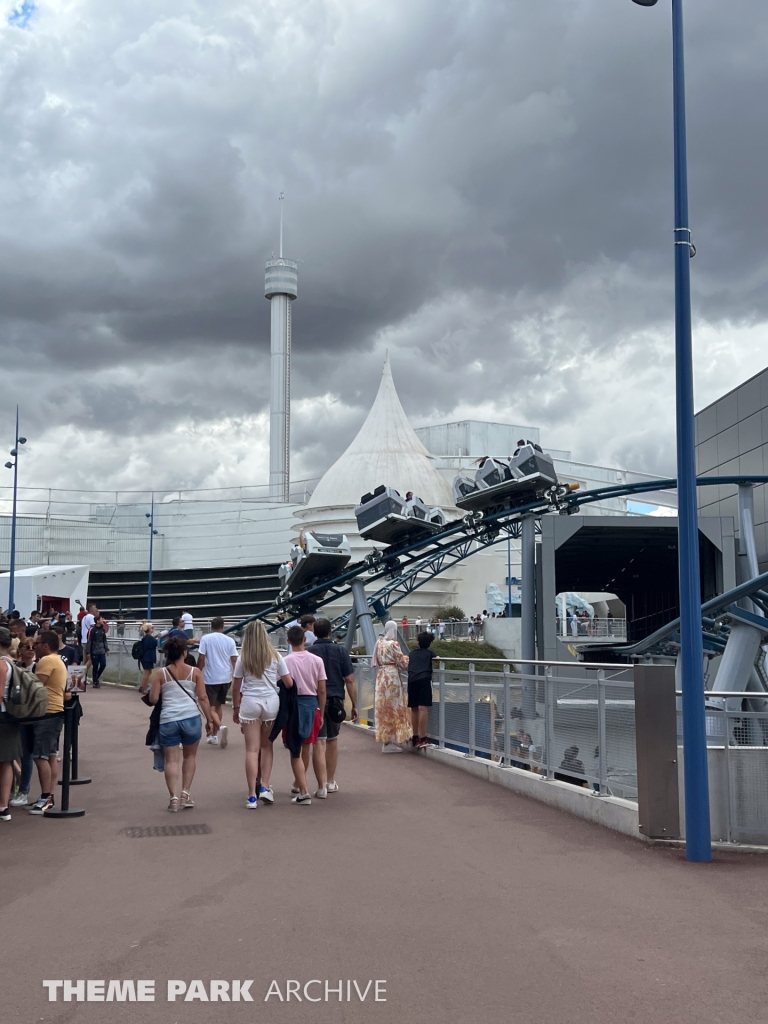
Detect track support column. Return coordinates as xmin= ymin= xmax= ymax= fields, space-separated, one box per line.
xmin=521 ymin=514 xmax=537 ymax=718
xmin=351 ymin=579 xmax=377 ymax=655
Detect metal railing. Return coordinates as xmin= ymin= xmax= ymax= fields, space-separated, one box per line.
xmin=101 ymin=618 xmax=249 ymax=642
xmin=98 ymin=645 xmax=768 ymax=843
xmin=101 ymin=639 xmax=145 ymax=687
xmin=685 ymin=693 xmax=768 ymax=845
xmin=401 ymin=621 xmax=478 ymax=641
xmin=555 ymin=617 xmax=627 ymax=641
xmin=353 ymin=657 xmax=637 ymax=799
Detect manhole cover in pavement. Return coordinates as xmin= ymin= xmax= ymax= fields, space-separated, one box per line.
xmin=121 ymin=824 xmax=212 ymax=838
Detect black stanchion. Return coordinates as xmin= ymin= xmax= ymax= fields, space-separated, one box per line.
xmin=46 ymin=702 xmax=85 ymax=818
xmin=67 ymin=693 xmax=91 ymax=786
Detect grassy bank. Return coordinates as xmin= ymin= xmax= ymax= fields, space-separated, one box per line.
xmin=407 ymin=638 xmax=509 ymax=672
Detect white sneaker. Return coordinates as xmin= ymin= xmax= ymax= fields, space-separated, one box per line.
xmin=381 ymin=743 xmax=403 ymax=753
xmin=315 ymin=787 xmax=327 ymax=799
xmin=290 ymin=785 xmax=300 ymax=794
xmin=326 ymin=781 xmax=339 ymax=794
xmin=10 ymin=792 xmax=29 ymax=807
xmin=246 ymin=795 xmax=258 ymax=809
xmin=218 ymin=726 xmax=228 ymax=749
xmin=209 ymin=735 xmax=220 ymax=746
xmin=259 ymin=786 xmax=274 ymax=805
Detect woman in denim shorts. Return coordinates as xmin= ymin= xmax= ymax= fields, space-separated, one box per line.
xmin=149 ymin=635 xmax=214 ymax=812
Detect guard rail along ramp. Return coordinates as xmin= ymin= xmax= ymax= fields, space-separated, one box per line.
xmin=351 ymin=656 xmax=768 ymax=846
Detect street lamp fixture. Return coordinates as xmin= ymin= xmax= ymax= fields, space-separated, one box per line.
xmin=4 ymin=409 xmax=27 ymax=614
xmin=146 ymin=498 xmax=159 ymax=620
xmin=629 ymin=0 xmax=711 ymax=862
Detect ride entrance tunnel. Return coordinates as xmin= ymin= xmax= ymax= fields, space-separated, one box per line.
xmin=537 ymin=515 xmax=737 ymax=659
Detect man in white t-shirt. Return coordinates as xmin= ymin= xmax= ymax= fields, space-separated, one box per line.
xmin=197 ymin=617 xmax=238 ymax=748
xmin=180 ymin=609 xmax=194 ymax=638
xmin=81 ymin=604 xmax=96 ymax=644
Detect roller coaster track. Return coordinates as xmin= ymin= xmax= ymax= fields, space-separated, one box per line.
xmin=225 ymin=474 xmax=768 ymax=636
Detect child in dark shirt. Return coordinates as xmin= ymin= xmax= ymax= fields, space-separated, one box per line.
xmin=407 ymin=631 xmax=438 ymax=749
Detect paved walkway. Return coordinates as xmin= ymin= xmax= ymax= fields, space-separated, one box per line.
xmin=4 ymin=685 xmax=767 ymax=1023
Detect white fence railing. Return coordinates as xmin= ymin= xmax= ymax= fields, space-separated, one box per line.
xmin=555 ymin=617 xmax=627 ymax=641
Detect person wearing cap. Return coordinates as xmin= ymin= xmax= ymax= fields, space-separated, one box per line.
xmin=0 ymin=626 xmax=23 ymax=821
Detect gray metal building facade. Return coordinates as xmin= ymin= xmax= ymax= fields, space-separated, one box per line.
xmin=695 ymin=367 xmax=768 ymax=573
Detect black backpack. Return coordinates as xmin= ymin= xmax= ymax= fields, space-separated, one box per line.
xmin=131 ymin=637 xmax=145 ymax=661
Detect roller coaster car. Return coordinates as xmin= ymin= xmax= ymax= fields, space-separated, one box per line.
xmin=278 ymin=531 xmax=351 ymax=597
xmin=354 ymin=486 xmax=446 ymax=547
xmin=453 ymin=445 xmax=559 ymax=513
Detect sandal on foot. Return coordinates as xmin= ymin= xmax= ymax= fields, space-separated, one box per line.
xmin=168 ymin=796 xmax=180 ymax=813
xmin=180 ymin=791 xmax=194 ymax=809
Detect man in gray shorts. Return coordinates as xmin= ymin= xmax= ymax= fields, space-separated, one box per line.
xmin=306 ymin=618 xmax=357 ymax=796
xmin=196 ymin=617 xmax=237 ymax=748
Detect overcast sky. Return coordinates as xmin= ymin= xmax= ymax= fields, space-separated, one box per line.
xmin=1 ymin=0 xmax=767 ymax=496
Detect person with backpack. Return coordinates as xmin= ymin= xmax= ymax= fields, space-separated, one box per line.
xmin=135 ymin=622 xmax=158 ymax=693
xmin=0 ymin=626 xmax=23 ymax=821
xmin=9 ymin=638 xmax=38 ymax=808
xmin=148 ymin=635 xmax=214 ymax=812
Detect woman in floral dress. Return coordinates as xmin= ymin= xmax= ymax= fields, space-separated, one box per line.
xmin=373 ymin=621 xmax=411 ymax=752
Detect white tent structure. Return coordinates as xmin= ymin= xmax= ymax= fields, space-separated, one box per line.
xmin=295 ymin=355 xmax=461 ymax=616
xmin=308 ymin=353 xmax=454 ymax=510
xmin=0 ymin=565 xmax=89 ymax=618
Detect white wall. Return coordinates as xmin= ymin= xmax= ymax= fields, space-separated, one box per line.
xmin=483 ymin=617 xmax=522 ymax=659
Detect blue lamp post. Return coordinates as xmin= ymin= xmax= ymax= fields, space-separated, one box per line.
xmin=145 ymin=497 xmax=159 ymax=621
xmin=631 ymin=0 xmax=711 ymax=862
xmin=4 ymin=406 xmax=27 ymax=614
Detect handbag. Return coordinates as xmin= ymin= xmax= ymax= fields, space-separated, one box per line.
xmin=327 ymin=695 xmax=346 ymax=724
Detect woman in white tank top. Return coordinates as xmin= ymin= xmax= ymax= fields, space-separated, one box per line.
xmin=149 ymin=636 xmax=214 ymax=812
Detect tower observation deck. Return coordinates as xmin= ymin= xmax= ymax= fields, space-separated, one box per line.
xmin=265 ymin=228 xmax=298 ymax=504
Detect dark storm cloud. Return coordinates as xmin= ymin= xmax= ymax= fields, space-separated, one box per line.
xmin=0 ymin=0 xmax=766 ymax=491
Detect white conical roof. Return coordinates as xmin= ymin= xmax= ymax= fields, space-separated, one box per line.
xmin=308 ymin=355 xmax=454 ymax=509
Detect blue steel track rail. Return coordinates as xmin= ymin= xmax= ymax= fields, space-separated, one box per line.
xmin=224 ymin=475 xmax=768 ymax=635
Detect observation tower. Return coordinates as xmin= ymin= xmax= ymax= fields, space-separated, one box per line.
xmin=265 ymin=194 xmax=298 ymax=503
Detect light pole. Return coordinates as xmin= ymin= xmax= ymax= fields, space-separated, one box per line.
xmin=4 ymin=406 xmax=27 ymax=614
xmin=145 ymin=497 xmax=159 ymax=621
xmin=631 ymin=0 xmax=711 ymax=861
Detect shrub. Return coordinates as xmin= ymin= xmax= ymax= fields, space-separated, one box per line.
xmin=440 ymin=605 xmax=466 ymax=621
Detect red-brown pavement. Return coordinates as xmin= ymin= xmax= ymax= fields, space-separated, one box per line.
xmin=2 ymin=685 xmax=767 ymax=1024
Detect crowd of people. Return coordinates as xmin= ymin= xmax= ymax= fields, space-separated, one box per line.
xmin=137 ymin=614 xmax=359 ymax=811
xmin=0 ymin=599 xmax=115 ymax=818
xmin=1 ymin=599 xmax=599 ymax=822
